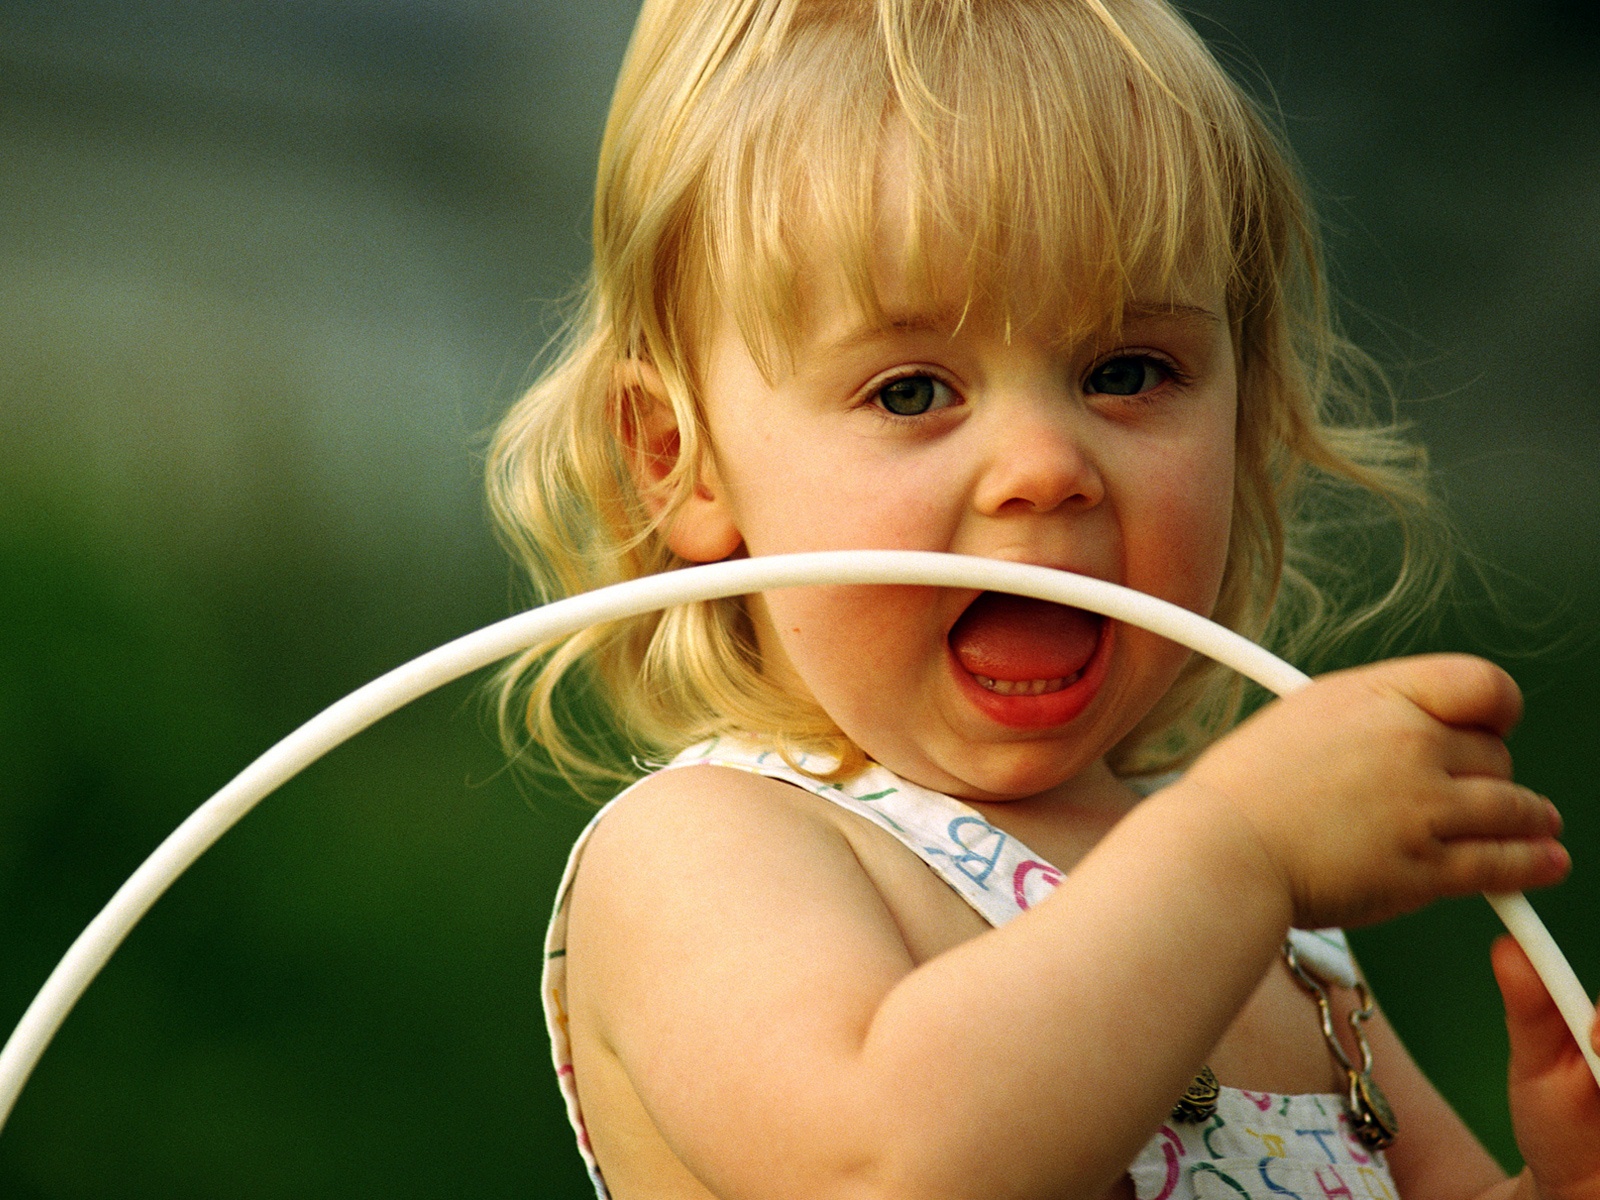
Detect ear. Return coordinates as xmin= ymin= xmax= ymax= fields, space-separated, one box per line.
xmin=615 ymin=359 xmax=743 ymax=563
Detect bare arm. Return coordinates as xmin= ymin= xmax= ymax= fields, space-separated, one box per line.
xmin=569 ymin=765 xmax=1291 ymax=1200
xmin=566 ymin=656 xmax=1568 ymax=1200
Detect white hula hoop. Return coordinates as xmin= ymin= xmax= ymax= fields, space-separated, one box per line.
xmin=2 ymin=550 xmax=1595 ymax=1133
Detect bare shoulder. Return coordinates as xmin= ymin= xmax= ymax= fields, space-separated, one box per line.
xmin=571 ymin=763 xmax=987 ymax=971
xmin=564 ymin=765 xmax=920 ymax=1022
xmin=558 ymin=760 xmax=942 ymax=1194
xmin=571 ymin=763 xmax=873 ymax=908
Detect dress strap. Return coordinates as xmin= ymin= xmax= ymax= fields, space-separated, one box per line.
xmin=662 ymin=737 xmax=1061 ymax=925
xmin=663 ymin=738 xmax=1359 ymax=985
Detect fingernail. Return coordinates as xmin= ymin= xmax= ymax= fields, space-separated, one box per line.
xmin=1549 ymin=842 xmax=1572 ymax=874
xmin=1545 ymin=798 xmax=1564 ymax=835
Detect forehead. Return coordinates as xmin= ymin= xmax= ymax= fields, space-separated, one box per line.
xmin=792 ymin=273 xmax=1229 ymax=375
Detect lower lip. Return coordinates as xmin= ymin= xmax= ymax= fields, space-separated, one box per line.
xmin=949 ymin=618 xmax=1116 ymax=730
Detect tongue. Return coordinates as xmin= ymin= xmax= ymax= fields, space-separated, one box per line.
xmin=949 ymin=593 xmax=1101 ymax=682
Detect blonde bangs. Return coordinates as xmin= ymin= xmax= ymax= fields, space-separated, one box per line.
xmin=683 ymin=0 xmax=1257 ymax=379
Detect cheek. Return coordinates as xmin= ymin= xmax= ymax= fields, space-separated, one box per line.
xmin=755 ymin=584 xmax=946 ymax=697
xmin=1127 ymin=438 xmax=1236 ymax=611
xmin=1179 ymin=459 xmax=1235 ymax=576
xmin=728 ymin=440 xmax=956 ymax=554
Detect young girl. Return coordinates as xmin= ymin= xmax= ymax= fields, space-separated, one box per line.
xmin=487 ymin=1 xmax=1600 ymax=1197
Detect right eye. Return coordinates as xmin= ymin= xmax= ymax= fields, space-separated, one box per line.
xmin=873 ymin=373 xmax=957 ymax=417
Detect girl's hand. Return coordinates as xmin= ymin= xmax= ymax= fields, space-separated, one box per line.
xmin=1180 ymin=654 xmax=1569 ymax=931
xmin=1492 ymin=935 xmax=1600 ymax=1200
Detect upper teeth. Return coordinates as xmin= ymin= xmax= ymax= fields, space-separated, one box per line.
xmin=974 ymin=673 xmax=1080 ymax=695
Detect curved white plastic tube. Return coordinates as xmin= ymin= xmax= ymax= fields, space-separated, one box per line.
xmin=1486 ymin=892 xmax=1600 ymax=1081
xmin=1 ymin=550 xmax=1595 ymax=1134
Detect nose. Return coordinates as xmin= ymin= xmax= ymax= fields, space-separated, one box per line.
xmin=971 ymin=399 xmax=1106 ymax=516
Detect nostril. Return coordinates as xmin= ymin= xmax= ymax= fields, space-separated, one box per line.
xmin=981 ymin=455 xmax=1104 ymax=516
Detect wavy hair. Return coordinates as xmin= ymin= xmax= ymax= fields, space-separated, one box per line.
xmin=486 ymin=0 xmax=1445 ymax=793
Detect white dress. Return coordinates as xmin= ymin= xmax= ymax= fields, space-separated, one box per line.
xmin=544 ymin=738 xmax=1400 ymax=1200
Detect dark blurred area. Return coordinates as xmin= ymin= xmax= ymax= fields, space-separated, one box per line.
xmin=0 ymin=2 xmax=1596 ymax=1195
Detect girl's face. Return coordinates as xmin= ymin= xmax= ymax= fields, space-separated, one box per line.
xmin=680 ymin=263 xmax=1238 ymax=805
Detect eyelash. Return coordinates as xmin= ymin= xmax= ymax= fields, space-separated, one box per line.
xmin=865 ymin=370 xmax=962 ymax=423
xmin=1082 ymin=352 xmax=1190 ymax=402
xmin=862 ymin=351 xmax=1192 ymax=422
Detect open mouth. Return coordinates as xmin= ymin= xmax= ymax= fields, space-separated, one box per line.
xmin=947 ymin=591 xmax=1110 ymax=727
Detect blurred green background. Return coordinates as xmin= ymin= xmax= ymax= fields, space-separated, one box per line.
xmin=0 ymin=2 xmax=1596 ymax=1195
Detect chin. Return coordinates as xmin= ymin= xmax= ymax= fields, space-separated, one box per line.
xmin=938 ymin=739 xmax=1095 ymax=803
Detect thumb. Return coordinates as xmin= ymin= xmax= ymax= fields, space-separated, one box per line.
xmin=1366 ymin=654 xmax=1524 ymax=737
xmin=1492 ymin=935 xmax=1596 ymax=1080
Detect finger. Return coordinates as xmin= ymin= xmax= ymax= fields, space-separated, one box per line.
xmin=1366 ymin=653 xmax=1523 ymax=736
xmin=1433 ymin=836 xmax=1569 ymax=898
xmin=1440 ymin=727 xmax=1514 ymax=779
xmin=1429 ymin=779 xmax=1561 ymax=841
xmin=1492 ymin=935 xmax=1589 ymax=1082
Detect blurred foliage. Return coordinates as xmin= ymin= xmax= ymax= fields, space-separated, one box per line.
xmin=0 ymin=0 xmax=1597 ymax=1194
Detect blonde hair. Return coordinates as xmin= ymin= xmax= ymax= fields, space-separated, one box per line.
xmin=487 ymin=0 xmax=1445 ymax=793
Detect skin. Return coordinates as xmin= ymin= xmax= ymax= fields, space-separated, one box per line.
xmin=557 ymin=243 xmax=1598 ymax=1197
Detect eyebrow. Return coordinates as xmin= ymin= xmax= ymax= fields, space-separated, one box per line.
xmin=819 ymin=312 xmax=960 ymax=354
xmin=820 ymin=301 xmax=1224 ymax=353
xmin=1121 ymin=302 xmax=1225 ymax=325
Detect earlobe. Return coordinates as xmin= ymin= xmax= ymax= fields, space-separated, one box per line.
xmin=614 ymin=359 xmax=743 ymax=563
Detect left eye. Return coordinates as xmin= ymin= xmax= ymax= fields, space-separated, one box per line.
xmin=875 ymin=374 xmax=957 ymax=416
xmin=1085 ymin=356 xmax=1167 ymax=397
